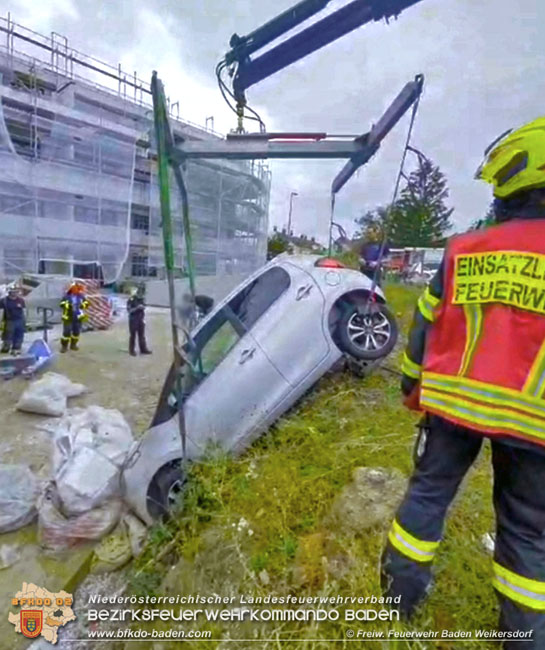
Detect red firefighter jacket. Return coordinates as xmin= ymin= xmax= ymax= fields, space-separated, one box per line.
xmin=402 ymin=219 xmax=545 ymax=450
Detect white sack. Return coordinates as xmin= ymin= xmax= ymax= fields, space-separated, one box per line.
xmin=0 ymin=465 xmax=39 ymax=533
xmin=16 ymin=372 xmax=86 ymax=417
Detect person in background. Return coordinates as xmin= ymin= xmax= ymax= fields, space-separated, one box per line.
xmin=359 ymin=240 xmax=390 ymax=285
xmin=127 ymin=285 xmax=152 ymax=357
xmin=0 ymin=285 xmax=26 ymax=355
xmin=60 ymin=282 xmax=89 ymax=352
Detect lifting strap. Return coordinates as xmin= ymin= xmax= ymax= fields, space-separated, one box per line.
xmin=368 ymin=85 xmax=422 ymax=299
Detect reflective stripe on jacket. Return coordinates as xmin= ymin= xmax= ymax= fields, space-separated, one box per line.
xmin=400 ymin=264 xmax=444 ymax=397
xmin=60 ymin=294 xmax=89 ymax=321
xmin=421 ymin=218 xmax=545 ymax=449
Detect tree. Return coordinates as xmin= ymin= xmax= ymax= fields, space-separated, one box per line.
xmin=388 ymin=158 xmax=454 ymax=247
xmin=267 ymin=233 xmax=289 ymax=259
xmin=354 ymin=206 xmax=389 ymax=242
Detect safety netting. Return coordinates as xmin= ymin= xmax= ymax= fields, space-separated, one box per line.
xmin=0 ymin=60 xmax=136 ymax=283
xmin=147 ymin=158 xmax=270 ymax=279
xmin=0 ymin=16 xmax=270 ymax=287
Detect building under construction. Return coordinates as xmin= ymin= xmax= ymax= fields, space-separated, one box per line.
xmin=0 ymin=15 xmax=271 ymax=285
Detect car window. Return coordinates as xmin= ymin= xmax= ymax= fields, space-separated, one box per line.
xmin=163 ymin=267 xmax=291 ymax=410
xmin=229 ymin=266 xmax=291 ymax=330
xmin=199 ymin=319 xmax=240 ymax=374
xmin=181 ymin=306 xmax=243 ymax=393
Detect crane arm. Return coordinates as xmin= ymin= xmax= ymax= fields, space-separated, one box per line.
xmin=224 ymin=0 xmax=424 ymax=103
xmin=226 ymin=0 xmax=332 ymax=65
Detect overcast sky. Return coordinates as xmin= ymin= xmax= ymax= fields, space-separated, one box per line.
xmin=4 ymin=0 xmax=545 ymax=242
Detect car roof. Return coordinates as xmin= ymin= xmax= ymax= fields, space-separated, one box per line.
xmin=270 ymin=253 xmax=323 ymax=270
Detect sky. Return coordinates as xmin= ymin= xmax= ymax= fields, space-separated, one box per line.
xmin=4 ymin=0 xmax=545 ymax=243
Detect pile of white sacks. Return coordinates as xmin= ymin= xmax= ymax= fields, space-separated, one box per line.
xmin=2 ymin=373 xmax=143 ymax=552
xmin=39 ymin=405 xmax=136 ymax=551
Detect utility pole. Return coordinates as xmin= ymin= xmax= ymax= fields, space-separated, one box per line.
xmin=287 ymin=191 xmax=298 ymax=235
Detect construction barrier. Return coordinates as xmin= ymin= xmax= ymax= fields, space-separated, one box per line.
xmin=81 ymin=280 xmax=113 ymax=330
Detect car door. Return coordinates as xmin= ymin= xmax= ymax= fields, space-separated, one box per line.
xmin=248 ymin=261 xmax=331 ymax=387
xmin=183 ymin=296 xmax=290 ymax=455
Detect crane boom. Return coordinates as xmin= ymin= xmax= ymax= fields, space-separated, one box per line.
xmin=226 ymin=0 xmax=332 ymax=65
xmin=224 ymin=0 xmax=424 ymax=103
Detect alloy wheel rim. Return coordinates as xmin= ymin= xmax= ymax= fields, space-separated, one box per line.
xmin=347 ymin=311 xmax=391 ymax=351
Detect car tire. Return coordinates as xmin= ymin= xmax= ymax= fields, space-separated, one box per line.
xmin=146 ymin=460 xmax=186 ymax=520
xmin=337 ymin=302 xmax=398 ymax=361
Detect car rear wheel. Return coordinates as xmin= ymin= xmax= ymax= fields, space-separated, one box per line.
xmin=146 ymin=459 xmax=186 ymax=520
xmin=337 ymin=303 xmax=398 ymax=360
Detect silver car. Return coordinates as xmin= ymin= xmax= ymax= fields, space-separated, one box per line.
xmin=123 ymin=254 xmax=398 ymax=524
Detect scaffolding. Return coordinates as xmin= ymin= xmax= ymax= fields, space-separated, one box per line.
xmin=0 ymin=15 xmax=271 ymax=284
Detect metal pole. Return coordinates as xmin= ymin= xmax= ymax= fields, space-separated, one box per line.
xmin=150 ymin=71 xmax=187 ymax=461
xmin=287 ymin=191 xmax=298 ymax=235
xmin=327 ymin=192 xmax=336 ymax=255
xmin=216 ymin=172 xmax=223 ymax=273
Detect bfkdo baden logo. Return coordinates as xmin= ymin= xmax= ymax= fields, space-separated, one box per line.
xmin=8 ymin=583 xmax=76 ymax=644
xmin=20 ymin=610 xmax=43 ymax=639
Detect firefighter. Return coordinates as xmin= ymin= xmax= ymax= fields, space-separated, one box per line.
xmin=381 ymin=117 xmax=545 ymax=647
xmin=127 ymin=285 xmax=152 ymax=356
xmin=60 ymin=282 xmax=89 ymax=352
xmin=0 ymin=285 xmax=26 ymax=355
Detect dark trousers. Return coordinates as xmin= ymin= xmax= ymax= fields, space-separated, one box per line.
xmin=1 ymin=319 xmax=25 ymax=351
xmin=61 ymin=319 xmax=81 ymax=347
xmin=129 ymin=319 xmax=148 ymax=353
xmin=381 ymin=415 xmax=545 ymax=648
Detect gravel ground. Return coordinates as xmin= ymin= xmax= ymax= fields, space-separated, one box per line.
xmin=0 ymin=309 xmax=173 ymax=479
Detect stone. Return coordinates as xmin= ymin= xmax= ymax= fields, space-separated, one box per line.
xmin=325 ymin=466 xmax=407 ymax=535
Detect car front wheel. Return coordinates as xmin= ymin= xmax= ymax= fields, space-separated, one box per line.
xmin=146 ymin=460 xmax=186 ymax=520
xmin=337 ymin=303 xmax=398 ymax=361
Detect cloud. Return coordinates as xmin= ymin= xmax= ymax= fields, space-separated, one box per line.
xmin=9 ymin=0 xmax=78 ymax=26
xmin=6 ymin=0 xmax=545 ymax=242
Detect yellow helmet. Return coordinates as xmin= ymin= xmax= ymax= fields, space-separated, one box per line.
xmin=476 ymin=117 xmax=545 ymax=199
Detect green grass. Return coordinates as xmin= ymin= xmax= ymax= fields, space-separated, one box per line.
xmin=127 ymin=284 xmax=498 ymax=649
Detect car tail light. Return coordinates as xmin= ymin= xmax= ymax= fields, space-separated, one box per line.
xmin=315 ymin=258 xmax=346 ymax=269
